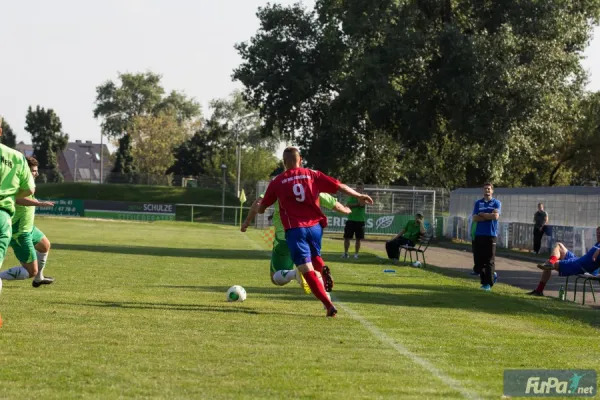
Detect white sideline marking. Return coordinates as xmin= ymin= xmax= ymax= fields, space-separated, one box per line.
xmin=333 ymin=298 xmax=480 ymax=400
xmin=242 ymin=233 xmax=479 ymax=400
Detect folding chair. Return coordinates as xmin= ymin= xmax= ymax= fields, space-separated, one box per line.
xmin=400 ymin=232 xmax=433 ymax=268
xmin=571 ymin=273 xmax=600 ymax=305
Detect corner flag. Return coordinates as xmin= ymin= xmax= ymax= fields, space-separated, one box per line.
xmin=239 ymin=189 xmax=247 ymax=227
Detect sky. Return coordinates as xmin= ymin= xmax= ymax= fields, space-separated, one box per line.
xmin=1 ymin=0 xmax=599 ymax=147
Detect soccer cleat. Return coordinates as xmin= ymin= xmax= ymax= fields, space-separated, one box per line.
xmin=537 ymin=261 xmax=555 ymax=271
xmin=295 ymin=269 xmax=312 ymax=295
xmin=526 ymin=290 xmax=544 ymax=297
xmin=326 ymin=305 xmax=338 ymax=317
xmin=469 ymin=271 xmax=479 ymax=276
xmin=321 ymin=265 xmax=334 ymax=292
xmin=481 ymin=284 xmax=491 ymax=291
xmin=32 ymin=277 xmax=54 ymax=288
xmin=341 ymin=253 xmax=349 ymax=259
xmin=353 ymin=254 xmax=359 ymax=259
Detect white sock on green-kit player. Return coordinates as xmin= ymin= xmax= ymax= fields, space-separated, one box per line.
xmin=0 ymin=266 xmax=30 ymax=280
xmin=35 ymin=252 xmax=49 ymax=281
xmin=272 ymin=269 xmax=297 ymax=285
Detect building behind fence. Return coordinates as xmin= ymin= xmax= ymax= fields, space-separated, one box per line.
xmin=446 ymin=186 xmax=600 ymax=256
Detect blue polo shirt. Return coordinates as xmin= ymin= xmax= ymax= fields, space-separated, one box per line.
xmin=472 ymin=198 xmax=501 ymax=237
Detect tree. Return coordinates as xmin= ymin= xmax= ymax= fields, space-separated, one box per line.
xmin=234 ymin=1 xmax=600 ymax=188
xmin=129 ymin=112 xmax=194 ymax=181
xmin=167 ymin=120 xmax=226 ymax=177
xmin=109 ymin=134 xmax=136 ymax=184
xmin=93 ymin=72 xmax=201 ymax=179
xmin=25 ymin=106 xmax=68 ymax=182
xmin=0 ymin=118 xmax=17 ymax=148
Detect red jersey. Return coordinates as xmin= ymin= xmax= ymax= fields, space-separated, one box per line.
xmin=261 ymin=167 xmax=341 ymax=230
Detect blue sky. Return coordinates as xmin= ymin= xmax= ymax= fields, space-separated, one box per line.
xmin=1 ymin=0 xmax=599 ymax=146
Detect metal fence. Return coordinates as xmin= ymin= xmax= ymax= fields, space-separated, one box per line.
xmin=450 ymin=186 xmax=600 ymax=228
xmin=443 ymin=216 xmax=597 ymax=257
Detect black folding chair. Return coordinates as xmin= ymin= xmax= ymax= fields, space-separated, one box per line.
xmin=400 ymin=232 xmax=433 ymax=268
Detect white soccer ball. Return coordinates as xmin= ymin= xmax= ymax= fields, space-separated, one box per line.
xmin=412 ymin=261 xmax=422 ymax=268
xmin=226 ymin=285 xmax=247 ymax=302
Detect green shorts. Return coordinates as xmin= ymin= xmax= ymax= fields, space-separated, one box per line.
xmin=270 ymin=235 xmax=294 ymax=274
xmin=0 ymin=210 xmax=12 ymax=268
xmin=10 ymin=226 xmax=45 ymax=264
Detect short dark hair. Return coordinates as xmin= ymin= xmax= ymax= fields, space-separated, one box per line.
xmin=483 ymin=182 xmax=493 ymax=189
xmin=26 ymin=156 xmax=38 ymax=168
xmin=538 ymin=202 xmax=544 ymax=207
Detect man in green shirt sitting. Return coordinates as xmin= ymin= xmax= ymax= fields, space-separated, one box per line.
xmin=385 ymin=212 xmax=426 ymax=261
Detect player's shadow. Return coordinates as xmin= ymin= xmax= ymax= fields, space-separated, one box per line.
xmin=51 ymin=243 xmax=269 ymax=260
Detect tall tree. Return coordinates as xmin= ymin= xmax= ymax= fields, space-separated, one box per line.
xmin=0 ymin=118 xmax=17 ymax=149
xmin=129 ymin=112 xmax=194 ymax=181
xmin=93 ymin=72 xmax=201 ymax=179
xmin=24 ymin=106 xmax=68 ymax=182
xmin=234 ymin=0 xmax=600 ymax=188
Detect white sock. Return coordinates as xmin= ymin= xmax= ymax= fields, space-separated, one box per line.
xmin=0 ymin=266 xmax=30 ymax=280
xmin=35 ymin=252 xmax=49 ymax=280
xmin=272 ymin=269 xmax=296 ymax=285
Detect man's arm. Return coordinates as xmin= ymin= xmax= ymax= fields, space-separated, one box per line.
xmin=257 ymin=182 xmax=277 ymax=214
xmin=544 ymin=213 xmax=549 ymax=226
xmin=15 ymin=188 xmax=35 ymax=199
xmin=332 ymin=201 xmax=351 ymax=215
xmin=16 ymin=197 xmax=54 ymax=207
xmin=337 ymin=184 xmax=373 ymax=205
xmin=478 ymin=209 xmax=499 ymax=220
xmin=241 ymin=197 xmax=262 ymax=232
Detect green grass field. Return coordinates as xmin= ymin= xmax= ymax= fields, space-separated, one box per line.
xmin=1 ymin=218 xmax=599 ymax=399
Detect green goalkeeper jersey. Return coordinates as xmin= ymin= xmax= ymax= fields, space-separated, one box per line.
xmin=261 ymin=192 xmax=337 ymax=239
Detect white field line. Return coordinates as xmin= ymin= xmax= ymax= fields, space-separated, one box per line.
xmin=241 ymin=232 xmax=480 ymax=400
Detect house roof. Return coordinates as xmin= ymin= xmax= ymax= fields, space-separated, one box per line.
xmin=61 ymin=141 xmax=111 ymax=181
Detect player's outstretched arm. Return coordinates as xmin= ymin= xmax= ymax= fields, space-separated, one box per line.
xmin=333 ymin=201 xmax=351 ymax=215
xmin=338 ymin=184 xmax=373 ymax=205
xmin=16 ymin=197 xmax=54 ymax=207
xmin=241 ymin=198 xmax=262 ymax=232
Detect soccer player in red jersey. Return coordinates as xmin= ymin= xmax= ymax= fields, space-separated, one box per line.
xmin=259 ymin=147 xmax=373 ymax=317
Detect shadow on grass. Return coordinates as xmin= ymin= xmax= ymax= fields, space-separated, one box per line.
xmin=52 ymin=243 xmax=269 ymax=259
xmin=339 ymin=280 xmax=600 ymax=329
xmin=155 ymin=285 xmax=314 ymax=303
xmin=52 ymin=300 xmax=262 ymax=314
xmin=158 ymin=281 xmax=600 ymax=329
xmin=51 ymin=243 xmax=386 ymax=265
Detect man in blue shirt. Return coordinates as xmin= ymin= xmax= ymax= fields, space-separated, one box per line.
xmin=472 ymin=183 xmax=501 ymax=291
xmin=527 ymin=226 xmax=600 ymax=296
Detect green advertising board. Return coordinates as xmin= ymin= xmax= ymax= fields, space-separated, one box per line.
xmin=322 ymin=209 xmax=443 ymax=237
xmin=83 ymin=200 xmax=175 ymax=221
xmin=36 ymin=198 xmax=84 ymax=217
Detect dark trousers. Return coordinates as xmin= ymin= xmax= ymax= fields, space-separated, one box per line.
xmin=473 ymin=235 xmax=496 ymax=286
xmin=533 ymin=226 xmax=547 ymax=254
xmin=386 ymin=237 xmax=414 ymax=260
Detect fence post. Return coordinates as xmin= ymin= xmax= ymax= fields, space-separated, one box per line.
xmin=190 ymin=205 xmax=194 ymax=223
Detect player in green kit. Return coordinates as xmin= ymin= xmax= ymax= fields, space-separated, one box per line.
xmin=0 ymin=156 xmax=55 ymax=287
xmin=241 ymin=191 xmax=351 ymax=292
xmin=0 ymin=117 xmax=36 ymax=278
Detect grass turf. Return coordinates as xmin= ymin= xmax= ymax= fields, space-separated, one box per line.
xmin=0 ymin=218 xmax=598 ymax=399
